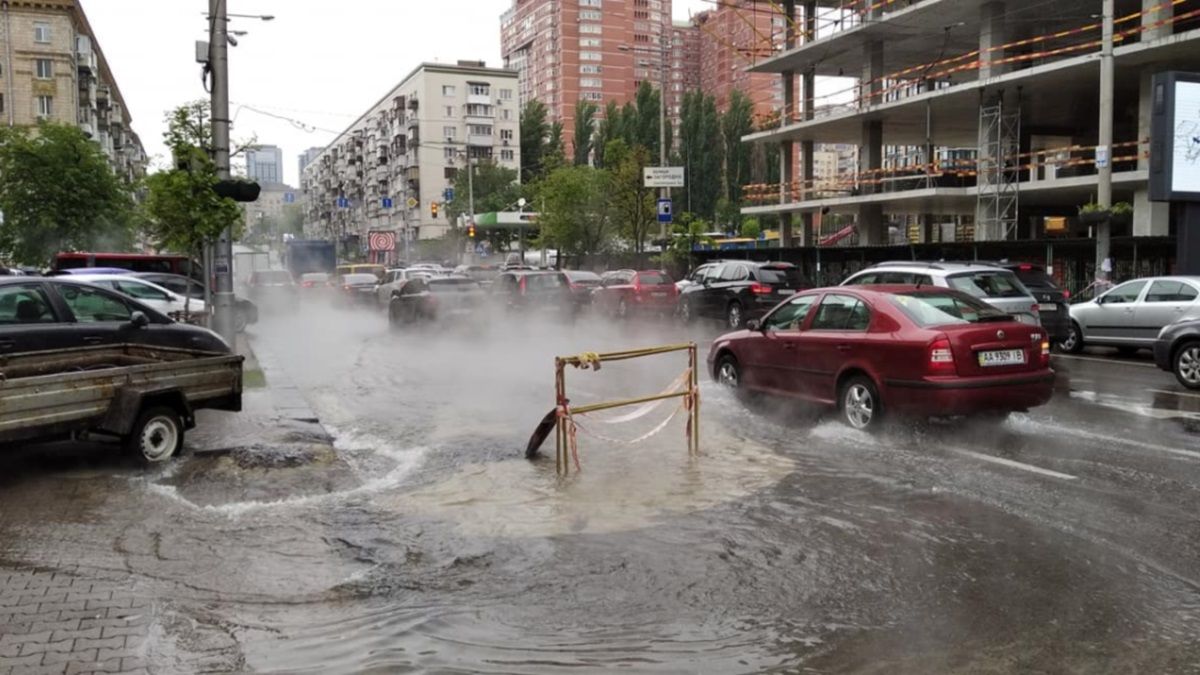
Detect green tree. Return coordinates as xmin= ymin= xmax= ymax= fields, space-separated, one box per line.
xmin=445 ymin=160 xmax=521 ymax=251
xmin=544 ymin=121 xmax=566 ymax=173
xmin=721 ymin=89 xmax=754 ymax=205
xmin=592 ymin=100 xmax=624 ymax=168
xmin=605 ymin=139 xmax=657 ymax=253
xmin=633 ymin=81 xmax=662 ymax=158
xmin=519 ymin=100 xmax=549 ymax=183
xmin=0 ymin=121 xmax=134 ymax=265
xmin=740 ymin=217 xmax=762 ymax=242
xmin=572 ymin=99 xmax=598 ymax=166
xmin=536 ymin=165 xmax=613 ymax=265
xmin=678 ymin=91 xmax=723 ymax=220
xmin=141 ymin=101 xmax=244 ymax=262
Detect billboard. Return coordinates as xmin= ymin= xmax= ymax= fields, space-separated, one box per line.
xmin=1150 ymin=71 xmax=1200 ymax=202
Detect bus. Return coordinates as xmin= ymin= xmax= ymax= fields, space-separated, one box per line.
xmin=53 ymin=252 xmax=200 ymax=280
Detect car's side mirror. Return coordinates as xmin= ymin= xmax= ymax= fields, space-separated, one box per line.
xmin=129 ymin=311 xmax=150 ymax=328
xmin=746 ymin=319 xmax=762 ymax=332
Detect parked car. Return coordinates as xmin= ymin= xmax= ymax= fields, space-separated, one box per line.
xmin=1063 ymin=276 xmax=1200 ymax=354
xmin=591 ymin=269 xmax=678 ymax=318
xmin=248 ymin=269 xmax=298 ymax=307
xmin=842 ymin=261 xmax=1039 ymax=326
xmin=678 ymin=261 xmax=809 ymax=329
xmin=676 ymin=262 xmax=721 ymax=293
xmin=0 ymin=277 xmax=229 ymax=354
xmin=1155 ymin=316 xmax=1200 ymax=390
xmin=129 ymin=272 xmax=258 ymax=332
xmin=708 ymin=285 xmax=1055 ymax=430
xmin=337 ymin=273 xmax=380 ymax=307
xmin=492 ymin=270 xmax=573 ymax=314
xmin=990 ymin=262 xmax=1071 ymax=344
xmin=388 ymin=277 xmax=487 ymax=329
xmin=66 ymin=274 xmax=209 ymax=324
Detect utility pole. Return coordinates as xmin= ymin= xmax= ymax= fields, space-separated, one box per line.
xmin=659 ymin=31 xmax=669 ymax=240
xmin=209 ymin=0 xmax=235 ymax=344
xmin=467 ymin=153 xmax=475 ymax=265
xmin=1096 ymin=0 xmax=1115 ymax=282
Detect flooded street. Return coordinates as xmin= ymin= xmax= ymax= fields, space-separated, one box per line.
xmin=4 ymin=305 xmax=1200 ymax=673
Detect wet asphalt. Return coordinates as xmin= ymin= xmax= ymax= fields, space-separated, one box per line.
xmin=2 ymin=301 xmax=1200 ymax=674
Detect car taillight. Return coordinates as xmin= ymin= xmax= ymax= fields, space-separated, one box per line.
xmin=1040 ymin=338 xmax=1051 ymax=367
xmin=302 ymin=281 xmax=314 ymax=288
xmin=928 ymin=337 xmax=956 ymax=375
xmin=1063 ymin=289 xmax=1071 ymax=300
xmin=749 ymin=283 xmax=773 ymax=295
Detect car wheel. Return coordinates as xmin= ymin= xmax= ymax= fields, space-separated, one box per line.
xmin=726 ymin=302 xmax=744 ymax=330
xmin=617 ymin=298 xmax=629 ymax=320
xmin=715 ymin=354 xmax=742 ymax=390
xmin=1060 ymin=322 xmax=1084 ymax=354
xmin=1174 ymin=341 xmax=1200 ymax=390
xmin=840 ymin=376 xmax=882 ymax=432
xmin=126 ymin=406 xmax=183 ymax=464
xmin=679 ymin=299 xmax=694 ymax=324
xmin=234 ymin=307 xmax=249 ymax=334
xmin=388 ymin=301 xmax=403 ymax=330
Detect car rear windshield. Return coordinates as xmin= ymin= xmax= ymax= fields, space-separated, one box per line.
xmin=1009 ymin=267 xmax=1058 ymax=289
xmin=525 ymin=273 xmax=566 ymax=290
xmin=636 ymin=271 xmax=671 ymax=285
xmin=342 ymin=274 xmax=377 ymax=285
xmin=254 ymin=271 xmax=293 ymax=284
xmin=890 ymin=292 xmax=1010 ymax=327
xmin=301 ymin=273 xmax=328 ymax=282
xmin=565 ymin=271 xmax=601 ymax=282
xmin=946 ymin=271 xmax=1028 ymax=298
xmin=430 ymin=278 xmax=480 ymax=292
xmin=756 ymin=266 xmax=804 ymax=286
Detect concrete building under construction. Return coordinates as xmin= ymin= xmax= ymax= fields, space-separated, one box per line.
xmin=741 ymin=0 xmax=1200 ymax=287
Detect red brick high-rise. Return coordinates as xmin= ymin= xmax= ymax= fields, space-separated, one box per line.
xmin=693 ymin=0 xmax=784 ymax=119
xmin=501 ymin=0 xmax=674 ymax=156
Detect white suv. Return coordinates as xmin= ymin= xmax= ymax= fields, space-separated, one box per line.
xmin=841 ymin=262 xmax=1040 ymax=324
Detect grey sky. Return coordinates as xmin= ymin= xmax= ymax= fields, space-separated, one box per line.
xmin=81 ymin=0 xmax=712 ymax=186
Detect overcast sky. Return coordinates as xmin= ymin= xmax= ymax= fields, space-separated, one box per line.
xmin=81 ymin=0 xmax=711 ymax=186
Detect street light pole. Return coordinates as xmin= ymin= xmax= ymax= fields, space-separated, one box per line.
xmin=1096 ymin=0 xmax=1115 ymax=283
xmin=208 ymin=0 xmax=235 ymax=344
xmin=659 ymin=30 xmax=669 ymax=240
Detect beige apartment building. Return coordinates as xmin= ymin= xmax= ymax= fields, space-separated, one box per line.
xmin=0 ymin=0 xmax=145 ymax=182
xmin=302 ymin=62 xmax=521 ymax=247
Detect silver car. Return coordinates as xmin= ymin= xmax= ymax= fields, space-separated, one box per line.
xmin=1063 ymin=276 xmax=1200 ymax=354
xmin=842 ymin=262 xmax=1040 ymax=324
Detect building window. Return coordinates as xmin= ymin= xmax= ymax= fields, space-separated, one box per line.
xmin=581 ymin=77 xmax=602 ymax=88
xmin=500 ymin=129 xmax=513 ymax=141
xmin=466 ymin=103 xmax=491 ymax=117
xmin=501 ymin=149 xmax=515 ymax=161
xmin=36 ymin=95 xmax=52 ymax=118
xmin=444 ymin=126 xmax=457 ymax=140
xmin=35 ymin=59 xmax=53 ymax=79
xmin=580 ymin=64 xmax=603 ymax=74
xmin=468 ymin=124 xmax=492 ymax=136
xmin=468 ymin=146 xmax=493 ymax=160
xmin=501 ymin=109 xmax=512 ymax=120
xmin=582 ymin=91 xmax=604 ymax=101
xmin=580 ymin=0 xmax=601 ymax=6
xmin=499 ymin=88 xmax=513 ymax=100
xmin=580 ymin=51 xmax=602 ymax=61
xmin=580 ymin=24 xmax=602 ymax=34
xmin=579 ymin=38 xmax=602 ymax=47
xmin=444 ymin=167 xmax=458 ymax=180
xmin=33 ymin=23 xmax=51 ymax=44
xmin=581 ymin=9 xmax=602 ymax=20
xmin=0 ymin=94 xmax=4 ymax=114
xmin=445 ymin=105 xmax=455 ymax=117
xmin=444 ymin=146 xmax=456 ymax=160
xmin=442 ymin=85 xmax=456 ymax=96
xmin=469 ymin=83 xmax=490 ymax=97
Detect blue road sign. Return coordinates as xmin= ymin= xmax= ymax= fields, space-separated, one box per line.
xmin=657 ymin=198 xmax=673 ymax=224
xmin=337 ymin=197 xmax=350 ymax=208
xmin=381 ymin=197 xmax=394 ymax=209
xmin=444 ymin=188 xmax=456 ymax=202
xmin=283 ymin=192 xmax=296 ymax=204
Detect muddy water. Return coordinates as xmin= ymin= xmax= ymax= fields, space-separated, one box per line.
xmin=5 ymin=301 xmax=1200 ymax=672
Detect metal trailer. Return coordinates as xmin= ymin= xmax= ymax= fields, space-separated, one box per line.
xmin=0 ymin=344 xmax=243 ymax=463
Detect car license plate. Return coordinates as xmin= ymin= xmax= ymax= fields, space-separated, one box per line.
xmin=1038 ymin=303 xmax=1057 ymax=312
xmin=651 ymin=292 xmax=667 ymax=298
xmin=978 ymin=349 xmax=1026 ymax=367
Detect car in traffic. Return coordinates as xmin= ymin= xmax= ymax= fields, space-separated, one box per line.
xmin=591 ymin=269 xmax=678 ymax=318
xmin=841 ymin=262 xmax=1040 ymax=326
xmin=129 ymin=272 xmax=258 ymax=332
xmin=337 ymin=273 xmax=380 ymax=308
xmin=454 ymin=264 xmax=503 ymax=286
xmin=563 ymin=270 xmax=602 ymax=312
xmin=335 ymin=264 xmax=387 ymax=281
xmin=248 ymin=269 xmax=299 ymax=307
xmin=678 ymin=260 xmax=809 ymax=328
xmin=708 ymin=286 xmax=1054 ymax=430
xmin=1062 ymin=276 xmax=1200 ymax=355
xmin=297 ymin=272 xmax=335 ymax=303
xmin=387 ymin=277 xmax=487 ymax=329
xmin=990 ymin=262 xmax=1071 ymax=345
xmin=375 ymin=268 xmax=437 ymax=307
xmin=0 ymin=277 xmax=230 ymax=354
xmin=1154 ymin=316 xmax=1200 ymax=390
xmin=492 ymin=270 xmax=573 ymax=315
xmin=66 ymin=274 xmax=209 ymax=324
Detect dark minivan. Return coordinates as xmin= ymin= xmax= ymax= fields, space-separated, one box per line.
xmin=992 ymin=262 xmax=1071 ymax=344
xmin=678 ymin=261 xmax=808 ymax=329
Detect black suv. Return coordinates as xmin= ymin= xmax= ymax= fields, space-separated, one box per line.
xmin=0 ymin=277 xmax=229 ymax=355
xmin=678 ymin=261 xmax=809 ymax=329
xmin=990 ymin=262 xmax=1071 ymax=344
xmin=1154 ymin=317 xmax=1200 ymax=390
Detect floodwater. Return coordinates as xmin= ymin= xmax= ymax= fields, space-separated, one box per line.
xmin=3 ymin=297 xmax=1200 ymax=673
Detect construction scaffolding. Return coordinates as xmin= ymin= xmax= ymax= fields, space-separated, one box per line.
xmin=975 ymin=94 xmax=1022 ymax=241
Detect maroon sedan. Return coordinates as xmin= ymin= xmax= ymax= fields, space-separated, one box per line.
xmin=707 ymin=286 xmax=1054 ymax=430
xmin=591 ymin=269 xmax=678 ymax=318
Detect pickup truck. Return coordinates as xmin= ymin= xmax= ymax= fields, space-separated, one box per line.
xmin=0 ymin=343 xmax=243 ymax=463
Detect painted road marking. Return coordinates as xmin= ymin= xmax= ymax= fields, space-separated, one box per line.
xmin=951 ymin=448 xmax=1078 ymax=480
xmin=1150 ymin=388 xmax=1200 ymax=400
xmin=1052 ymin=354 xmax=1155 ymax=368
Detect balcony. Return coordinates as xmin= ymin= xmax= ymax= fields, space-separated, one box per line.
xmin=467 ymin=93 xmax=491 ymax=106
xmin=467 ymin=134 xmax=493 ymax=147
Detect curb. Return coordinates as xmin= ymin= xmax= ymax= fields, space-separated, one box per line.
xmin=242 ymin=335 xmax=322 ymax=425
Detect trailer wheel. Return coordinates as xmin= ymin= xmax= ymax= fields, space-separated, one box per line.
xmin=126 ymin=406 xmax=184 ymax=464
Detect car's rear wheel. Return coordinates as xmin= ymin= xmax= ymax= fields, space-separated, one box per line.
xmin=617 ymin=297 xmax=629 ymax=320
xmin=126 ymin=406 xmax=184 ymax=464
xmin=1174 ymin=341 xmax=1200 ymax=390
xmin=840 ymin=376 xmax=882 ymax=432
xmin=715 ymin=354 xmax=741 ymax=389
xmin=1060 ymin=322 xmax=1084 ymax=354
xmin=726 ymin=302 xmax=744 ymax=330
xmin=388 ymin=300 xmax=404 ymax=330
xmin=679 ymin=299 xmax=694 ymax=324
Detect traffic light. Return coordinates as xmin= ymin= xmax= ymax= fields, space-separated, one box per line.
xmin=213 ymin=179 xmax=261 ymax=203
xmin=467 ymin=224 xmax=476 ymax=239
xmin=431 ymin=202 xmax=439 ymax=218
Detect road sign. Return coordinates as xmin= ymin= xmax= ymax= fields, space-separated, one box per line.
xmin=381 ymin=197 xmax=394 ymax=209
xmin=444 ymin=187 xmax=455 ymax=202
xmin=368 ymin=230 xmax=397 ymax=252
xmin=283 ymin=192 xmax=295 ymax=204
xmin=644 ymin=167 xmax=685 ymax=188
xmin=336 ymin=197 xmax=350 ymax=208
xmin=657 ymin=198 xmax=673 ymax=223
xmin=1095 ymin=145 xmax=1110 ymax=170
xmin=406 ymin=196 xmax=418 ymax=209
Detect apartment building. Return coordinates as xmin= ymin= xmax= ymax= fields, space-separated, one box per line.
xmin=743 ymin=0 xmax=1200 ymax=264
xmin=500 ymin=0 xmax=674 ymax=154
xmin=298 ymin=146 xmax=323 ymax=182
xmin=246 ymin=145 xmax=284 ymax=186
xmin=667 ymin=20 xmax=700 ymax=143
xmin=692 ymin=0 xmax=784 ymax=119
xmin=0 ymin=0 xmax=145 ymax=183
xmin=302 ymin=62 xmax=521 ymax=245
